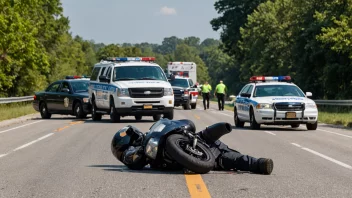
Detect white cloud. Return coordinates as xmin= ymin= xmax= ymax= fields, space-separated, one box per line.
xmin=158 ymin=6 xmax=177 ymax=16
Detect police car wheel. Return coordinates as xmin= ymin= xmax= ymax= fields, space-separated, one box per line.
xmin=110 ymin=101 xmax=120 ymax=123
xmin=191 ymin=103 xmax=196 ymax=109
xmin=153 ymin=114 xmax=161 ymax=121
xmin=234 ymin=109 xmax=244 ymax=128
xmin=135 ymin=115 xmax=142 ymax=121
xmin=91 ymin=100 xmax=102 ymax=121
xmin=163 ymin=110 xmax=174 ymax=120
xmin=74 ymin=102 xmax=87 ymax=119
xmin=306 ymin=122 xmax=318 ymax=130
xmin=249 ymin=108 xmax=260 ymax=130
xmin=40 ymin=102 xmax=51 ymax=119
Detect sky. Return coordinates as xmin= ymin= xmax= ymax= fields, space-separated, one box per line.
xmin=61 ymin=0 xmax=221 ymax=45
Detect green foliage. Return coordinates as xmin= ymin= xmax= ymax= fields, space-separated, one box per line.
xmin=212 ymin=0 xmax=352 ymax=99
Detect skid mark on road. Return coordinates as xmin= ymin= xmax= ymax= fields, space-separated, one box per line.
xmin=0 ymin=120 xmax=43 ymax=134
xmin=264 ymin=131 xmax=276 ymax=136
xmin=184 ymin=174 xmax=211 ymax=198
xmin=291 ymin=143 xmax=352 ymax=170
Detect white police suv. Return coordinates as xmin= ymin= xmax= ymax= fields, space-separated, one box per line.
xmin=88 ymin=57 xmax=174 ymax=122
xmin=234 ymin=76 xmax=318 ymax=130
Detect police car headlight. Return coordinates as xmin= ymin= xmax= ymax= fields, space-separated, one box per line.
xmin=83 ymin=98 xmax=89 ymax=103
xmin=164 ymin=88 xmax=173 ymax=96
xmin=256 ymin=103 xmax=272 ymax=109
xmin=145 ymin=138 xmax=158 ymax=159
xmin=117 ymin=88 xmax=129 ymax=97
xmin=306 ymin=103 xmax=317 ymax=109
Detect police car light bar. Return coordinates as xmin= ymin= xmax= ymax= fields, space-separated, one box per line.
xmin=250 ymin=76 xmax=291 ymax=82
xmin=65 ymin=75 xmax=90 ymax=79
xmin=105 ymin=57 xmax=156 ymax=61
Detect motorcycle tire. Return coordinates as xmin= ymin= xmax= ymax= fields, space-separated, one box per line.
xmin=165 ymin=134 xmax=216 ymax=174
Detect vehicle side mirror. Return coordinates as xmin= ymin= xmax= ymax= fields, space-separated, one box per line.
xmin=240 ymin=93 xmax=251 ymax=98
xmin=306 ymin=92 xmax=312 ymax=97
xmin=99 ymin=75 xmax=110 ymax=83
xmin=61 ymin=88 xmax=70 ymax=93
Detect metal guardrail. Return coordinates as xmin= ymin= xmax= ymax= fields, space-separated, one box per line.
xmin=224 ymin=99 xmax=352 ymax=106
xmin=0 ymin=96 xmax=34 ymax=104
xmin=1 ymin=95 xmax=352 ymax=106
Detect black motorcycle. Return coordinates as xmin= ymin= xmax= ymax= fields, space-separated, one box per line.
xmin=114 ymin=118 xmax=232 ymax=174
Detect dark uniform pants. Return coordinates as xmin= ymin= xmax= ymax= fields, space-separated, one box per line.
xmin=202 ymin=92 xmax=210 ymax=109
xmin=216 ymin=93 xmax=225 ymax=110
xmin=217 ymin=150 xmax=259 ymax=172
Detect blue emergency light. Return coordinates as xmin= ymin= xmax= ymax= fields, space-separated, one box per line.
xmin=250 ymin=76 xmax=291 ymax=82
xmin=105 ymin=57 xmax=155 ymax=61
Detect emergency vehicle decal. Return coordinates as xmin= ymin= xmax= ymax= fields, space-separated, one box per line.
xmin=90 ymin=83 xmax=118 ymax=93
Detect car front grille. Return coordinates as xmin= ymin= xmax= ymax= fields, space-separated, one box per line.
xmin=274 ymin=102 xmax=305 ymax=111
xmin=129 ymin=88 xmax=164 ymax=98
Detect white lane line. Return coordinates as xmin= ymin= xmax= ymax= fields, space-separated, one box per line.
xmin=291 ymin=143 xmax=352 ymax=170
xmin=13 ymin=133 xmax=54 ymax=151
xmin=291 ymin=143 xmax=302 ymax=148
xmin=0 ymin=154 xmax=8 ymax=158
xmin=0 ymin=120 xmax=43 ymax=134
xmin=264 ymin=131 xmax=276 ymax=136
xmin=318 ymin=129 xmax=352 ymax=139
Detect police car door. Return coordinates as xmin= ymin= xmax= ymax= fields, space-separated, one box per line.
xmin=236 ymin=85 xmax=250 ymax=119
xmin=96 ymin=66 xmax=107 ymax=109
xmin=102 ymin=66 xmax=113 ymax=108
xmin=243 ymin=85 xmax=254 ymax=121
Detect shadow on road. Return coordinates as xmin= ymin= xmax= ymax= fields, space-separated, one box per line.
xmin=231 ymin=125 xmax=308 ymax=132
xmin=87 ymin=165 xmax=183 ymax=175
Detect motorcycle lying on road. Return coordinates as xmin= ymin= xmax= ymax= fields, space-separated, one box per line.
xmin=111 ymin=119 xmax=232 ymax=174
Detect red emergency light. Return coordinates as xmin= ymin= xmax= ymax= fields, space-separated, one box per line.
xmin=250 ymin=76 xmax=291 ymax=82
xmin=141 ymin=57 xmax=155 ymax=61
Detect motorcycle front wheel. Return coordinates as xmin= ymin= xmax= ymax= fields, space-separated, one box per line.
xmin=165 ymin=134 xmax=215 ymax=174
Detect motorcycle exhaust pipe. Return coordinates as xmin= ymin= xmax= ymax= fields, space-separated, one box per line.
xmin=199 ymin=122 xmax=232 ymax=144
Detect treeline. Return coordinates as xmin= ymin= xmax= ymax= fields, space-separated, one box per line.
xmin=0 ymin=0 xmax=233 ymax=97
xmin=211 ymin=0 xmax=352 ymax=99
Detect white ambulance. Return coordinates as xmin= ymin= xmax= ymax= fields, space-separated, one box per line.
xmin=167 ymin=62 xmax=199 ymax=109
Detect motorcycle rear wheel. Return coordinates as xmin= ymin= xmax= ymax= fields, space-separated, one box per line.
xmin=165 ymin=134 xmax=215 ymax=174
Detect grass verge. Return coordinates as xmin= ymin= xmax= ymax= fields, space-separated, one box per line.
xmin=0 ymin=101 xmax=37 ymax=122
xmin=209 ymin=101 xmax=352 ymax=128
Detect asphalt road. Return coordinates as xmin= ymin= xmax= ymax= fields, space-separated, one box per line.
xmin=1 ymin=101 xmax=352 ymax=198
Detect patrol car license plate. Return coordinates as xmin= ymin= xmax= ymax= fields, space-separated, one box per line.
xmin=143 ymin=104 xmax=153 ymax=109
xmin=286 ymin=112 xmax=296 ymax=118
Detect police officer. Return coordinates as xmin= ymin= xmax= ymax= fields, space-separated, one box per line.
xmin=111 ymin=119 xmax=274 ymax=175
xmin=214 ymin=80 xmax=227 ymax=111
xmin=200 ymin=81 xmax=212 ymax=110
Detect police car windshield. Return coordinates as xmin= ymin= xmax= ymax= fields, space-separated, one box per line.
xmin=70 ymin=81 xmax=89 ymax=93
xmin=170 ymin=79 xmax=189 ymax=88
xmin=113 ymin=66 xmax=167 ymax=81
xmin=254 ymin=85 xmax=305 ymax=97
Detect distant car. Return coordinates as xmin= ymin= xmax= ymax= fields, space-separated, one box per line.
xmin=33 ymin=76 xmax=92 ymax=119
xmin=234 ymin=76 xmax=318 ymax=130
xmin=169 ymin=77 xmax=199 ymax=110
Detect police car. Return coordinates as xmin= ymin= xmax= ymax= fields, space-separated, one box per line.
xmin=169 ymin=76 xmax=198 ymax=110
xmin=234 ymin=76 xmax=318 ymax=130
xmin=88 ymin=57 xmax=174 ymax=122
xmin=33 ymin=76 xmax=91 ymax=119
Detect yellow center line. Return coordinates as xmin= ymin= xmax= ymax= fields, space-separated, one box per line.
xmin=194 ymin=114 xmax=201 ymax=120
xmin=184 ymin=174 xmax=211 ymax=198
xmin=55 ymin=126 xmax=70 ymax=132
xmin=54 ymin=121 xmax=84 ymax=132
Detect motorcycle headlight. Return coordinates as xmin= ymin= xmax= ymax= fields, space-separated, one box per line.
xmin=145 ymin=138 xmax=158 ymax=159
xmin=83 ymin=98 xmax=89 ymax=103
xmin=117 ymin=88 xmax=129 ymax=97
xmin=306 ymin=103 xmax=317 ymax=109
xmin=163 ymin=88 xmax=173 ymax=96
xmin=256 ymin=103 xmax=272 ymax=109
